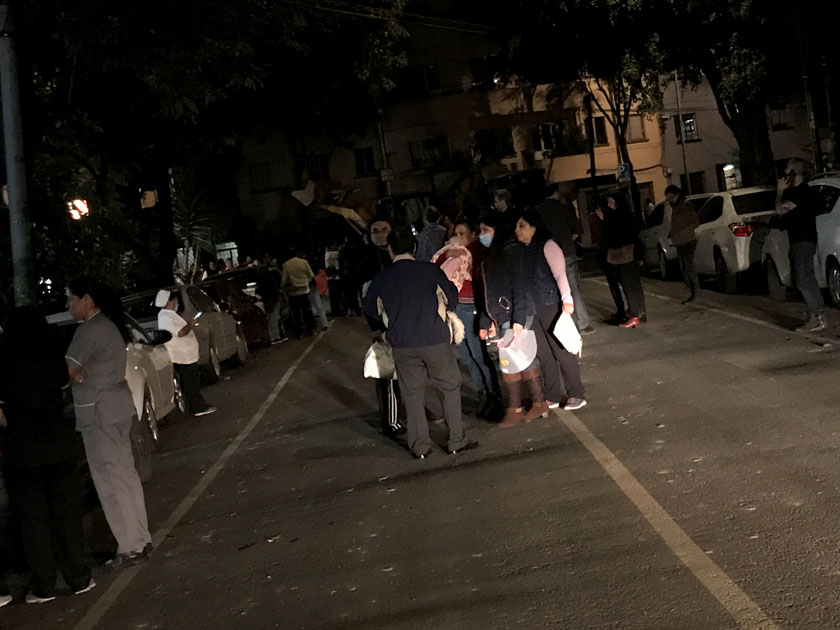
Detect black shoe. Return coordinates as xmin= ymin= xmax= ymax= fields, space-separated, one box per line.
xmin=104 ymin=546 xmax=150 ymax=570
xmin=412 ymin=449 xmax=432 ymax=459
xmin=447 ymin=440 xmax=479 ymax=455
xmin=384 ymin=425 xmax=406 ymax=439
xmin=477 ymin=392 xmax=500 ymax=418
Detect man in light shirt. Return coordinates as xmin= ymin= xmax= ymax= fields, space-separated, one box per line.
xmin=155 ymin=290 xmax=216 ymax=417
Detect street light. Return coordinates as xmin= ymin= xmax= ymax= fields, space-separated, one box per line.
xmin=67 ymin=198 xmax=89 ymax=220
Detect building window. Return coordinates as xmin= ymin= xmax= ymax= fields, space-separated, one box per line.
xmin=409 ymin=135 xmax=451 ymax=168
xmin=679 ymin=171 xmax=706 ymax=194
xmin=354 ymin=147 xmax=376 ymax=177
xmin=247 ymin=160 xmax=291 ymax=194
xmin=532 ymin=123 xmax=561 ymax=153
xmin=715 ymin=163 xmax=742 ymax=191
xmin=477 ymin=128 xmax=515 ymax=160
xmin=770 ymin=106 xmax=793 ymax=131
xmin=301 ymin=154 xmax=330 ymax=181
xmin=588 ymin=117 xmax=609 ymax=146
xmin=627 ymin=115 xmax=647 ymax=143
xmin=675 ymin=114 xmax=700 ymax=143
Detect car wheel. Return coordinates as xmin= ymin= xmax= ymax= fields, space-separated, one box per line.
xmin=142 ymin=387 xmax=159 ymax=444
xmin=715 ymin=251 xmax=738 ymax=294
xmin=173 ymin=373 xmax=188 ymax=416
xmin=827 ymin=260 xmax=840 ymax=307
xmin=202 ymin=344 xmax=222 ymax=384
xmin=233 ymin=333 xmax=249 ymax=365
xmin=130 ymin=413 xmax=153 ymax=483
xmin=766 ymin=258 xmax=787 ymax=302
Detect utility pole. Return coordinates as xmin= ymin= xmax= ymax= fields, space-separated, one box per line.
xmin=585 ymin=93 xmax=598 ymax=201
xmin=0 ymin=4 xmax=34 ymax=306
xmin=797 ymin=13 xmax=823 ymax=173
xmin=674 ymin=71 xmax=691 ymax=195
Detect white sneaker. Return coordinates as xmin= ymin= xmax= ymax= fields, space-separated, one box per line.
xmin=74 ymin=579 xmax=96 ymax=595
xmin=25 ymin=592 xmax=56 ymax=604
xmin=0 ymin=594 xmax=12 ymax=608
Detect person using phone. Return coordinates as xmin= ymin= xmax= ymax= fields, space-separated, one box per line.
xmin=155 ymin=290 xmax=216 ymax=417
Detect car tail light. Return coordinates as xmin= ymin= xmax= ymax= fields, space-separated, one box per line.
xmin=728 ymin=222 xmax=754 ymax=237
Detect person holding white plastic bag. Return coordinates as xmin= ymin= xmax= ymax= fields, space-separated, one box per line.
xmin=512 ymin=211 xmax=586 ymax=411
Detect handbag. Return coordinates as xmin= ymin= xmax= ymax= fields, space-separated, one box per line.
xmin=497 ymin=328 xmax=537 ymax=374
xmin=552 ymin=311 xmax=582 ymax=357
xmin=364 ymin=341 xmax=397 ymax=380
xmin=607 ymin=244 xmax=634 ymax=265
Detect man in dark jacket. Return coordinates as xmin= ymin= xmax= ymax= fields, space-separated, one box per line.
xmin=665 ymin=185 xmax=701 ymax=303
xmin=364 ymin=226 xmax=476 ymax=459
xmin=776 ymin=158 xmax=824 ymax=332
xmin=532 ymin=183 xmax=594 ymax=333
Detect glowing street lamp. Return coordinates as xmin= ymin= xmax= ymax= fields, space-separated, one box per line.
xmin=67 ymin=198 xmax=89 ymax=220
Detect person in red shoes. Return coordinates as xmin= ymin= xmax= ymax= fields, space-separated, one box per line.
xmin=598 ymin=194 xmax=646 ymax=328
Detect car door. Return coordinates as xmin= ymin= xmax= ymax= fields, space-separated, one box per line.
xmin=812 ymin=183 xmax=840 ymax=286
xmin=640 ymin=202 xmax=667 ymax=267
xmin=126 ymin=316 xmax=173 ymax=412
xmin=186 ymin=285 xmax=237 ymax=361
xmin=693 ymin=195 xmax=724 ymax=274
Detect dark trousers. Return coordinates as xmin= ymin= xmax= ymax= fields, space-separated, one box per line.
xmin=174 ymin=362 xmax=208 ymax=414
xmin=790 ymin=241 xmax=824 ymax=316
xmin=393 ymin=343 xmax=469 ymax=456
xmin=4 ymin=458 xmax=90 ymax=596
xmin=616 ymin=262 xmax=646 ymax=318
xmin=601 ymin=254 xmax=627 ymax=318
xmin=289 ymin=292 xmax=315 ymax=335
xmin=533 ymin=304 xmax=585 ymax=401
xmin=677 ymin=241 xmax=701 ymax=296
xmin=328 ymin=279 xmax=343 ymax=316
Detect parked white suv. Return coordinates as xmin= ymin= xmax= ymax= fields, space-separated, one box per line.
xmin=640 ymin=193 xmax=712 ymax=278
xmin=693 ymin=187 xmax=777 ymax=293
xmin=762 ymin=174 xmax=840 ymax=303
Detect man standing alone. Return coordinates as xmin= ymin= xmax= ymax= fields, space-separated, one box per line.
xmin=363 ymin=227 xmax=477 ymax=459
xmin=665 ymin=185 xmax=701 ymax=304
xmin=776 ymin=158 xmax=825 ymax=332
xmin=533 ymin=183 xmax=594 ymax=333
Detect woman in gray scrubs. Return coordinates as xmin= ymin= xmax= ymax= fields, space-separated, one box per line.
xmin=66 ymin=277 xmax=152 ymax=569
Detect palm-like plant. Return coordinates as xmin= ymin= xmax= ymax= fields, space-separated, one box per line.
xmin=172 ymin=177 xmax=223 ymax=284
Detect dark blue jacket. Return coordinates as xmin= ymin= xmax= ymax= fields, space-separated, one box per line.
xmin=511 ymin=239 xmax=559 ymax=325
xmin=478 ymin=240 xmax=517 ymax=330
xmin=363 ymin=258 xmax=458 ymax=349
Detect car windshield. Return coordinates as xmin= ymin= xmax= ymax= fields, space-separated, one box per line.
xmin=732 ymin=190 xmax=776 ymax=215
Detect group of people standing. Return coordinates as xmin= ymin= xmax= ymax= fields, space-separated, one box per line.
xmin=362 ymin=184 xmax=595 ymax=459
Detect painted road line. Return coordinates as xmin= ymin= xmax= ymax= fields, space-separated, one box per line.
xmin=73 ymin=332 xmax=327 ymax=630
xmin=559 ymin=411 xmax=780 ymax=630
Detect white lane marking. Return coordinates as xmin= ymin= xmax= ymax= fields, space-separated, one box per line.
xmin=559 ymin=411 xmax=780 ymax=630
xmin=587 ymin=277 xmax=829 ymax=342
xmin=72 ymin=332 xmax=326 ymax=630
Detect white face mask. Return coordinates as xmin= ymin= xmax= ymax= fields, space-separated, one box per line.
xmin=479 ymin=233 xmax=493 ymax=248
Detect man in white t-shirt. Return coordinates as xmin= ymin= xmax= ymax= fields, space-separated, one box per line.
xmin=155 ymin=290 xmax=216 ymax=417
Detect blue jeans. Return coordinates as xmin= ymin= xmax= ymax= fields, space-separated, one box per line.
xmin=456 ymin=303 xmax=498 ymax=395
xmin=790 ymin=241 xmax=824 ymax=316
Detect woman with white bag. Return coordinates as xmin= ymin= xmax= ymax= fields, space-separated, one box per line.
xmin=512 ymin=211 xmax=586 ymax=411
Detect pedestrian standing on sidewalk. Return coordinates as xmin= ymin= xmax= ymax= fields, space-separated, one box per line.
xmin=364 ymin=226 xmax=477 ymax=459
xmin=0 ymin=306 xmax=95 ymax=603
xmin=66 ymin=276 xmax=152 ymax=570
xmin=432 ymin=219 xmax=502 ymax=419
xmin=598 ymin=195 xmax=646 ymax=328
xmin=281 ymin=248 xmax=316 ymax=337
xmin=325 ymin=241 xmax=345 ymax=317
xmin=257 ymin=260 xmax=288 ymax=343
xmin=155 ymin=290 xmax=217 ymax=417
xmin=533 ymin=183 xmax=595 ymax=334
xmin=665 ymin=185 xmax=701 ymax=304
xmin=775 ymin=158 xmax=825 ymax=332
xmin=513 ymin=211 xmax=587 ymax=412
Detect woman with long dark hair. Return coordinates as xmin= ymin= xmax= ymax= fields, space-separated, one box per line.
xmin=66 ymin=276 xmax=152 ymax=570
xmin=0 ymin=306 xmax=94 ymax=603
xmin=512 ymin=211 xmax=586 ymax=411
xmin=598 ymin=195 xmax=646 ymax=328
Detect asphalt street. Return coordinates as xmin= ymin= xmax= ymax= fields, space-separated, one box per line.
xmin=5 ymin=271 xmax=840 ymax=629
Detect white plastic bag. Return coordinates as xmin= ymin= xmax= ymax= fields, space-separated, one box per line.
xmin=364 ymin=341 xmax=397 ymax=380
xmin=497 ymin=328 xmax=538 ymax=374
xmin=553 ymin=312 xmax=582 ymax=357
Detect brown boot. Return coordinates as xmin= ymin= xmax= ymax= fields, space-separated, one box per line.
xmin=522 ymin=369 xmax=549 ymax=422
xmin=499 ymin=372 xmax=525 ymax=427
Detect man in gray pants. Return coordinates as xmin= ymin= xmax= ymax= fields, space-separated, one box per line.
xmin=533 ymin=183 xmax=594 ymax=334
xmin=363 ymin=227 xmax=477 ymax=459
